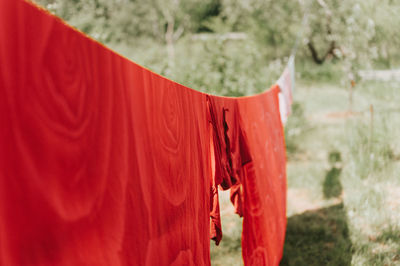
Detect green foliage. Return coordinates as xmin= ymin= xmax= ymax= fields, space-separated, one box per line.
xmin=34 ymin=0 xmax=400 ymax=86
xmin=297 ymin=60 xmax=344 ymax=84
xmin=172 ymin=39 xmax=282 ymax=96
xmin=112 ymin=37 xmax=283 ymax=96
xmin=35 ymin=0 xmax=222 ymax=43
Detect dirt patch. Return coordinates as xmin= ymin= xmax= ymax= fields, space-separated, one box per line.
xmin=287 ymin=188 xmax=343 ymax=215
xmin=288 ymin=188 xmax=321 ymax=214
xmin=307 ymin=111 xmax=363 ymax=124
xmin=386 ymin=186 xmax=400 ymax=221
xmin=325 ymin=111 xmax=363 ymax=119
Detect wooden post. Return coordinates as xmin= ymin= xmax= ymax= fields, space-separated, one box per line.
xmin=348 ymin=79 xmax=356 ymax=113
xmin=369 ymin=104 xmax=374 ymax=146
xmin=368 ymin=104 xmax=374 ymax=176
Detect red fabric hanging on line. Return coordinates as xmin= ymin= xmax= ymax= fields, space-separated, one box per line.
xmin=208 ymin=86 xmax=287 ymax=265
xmin=237 ymin=86 xmax=287 ymax=265
xmin=0 ymin=1 xmax=212 ymax=265
xmin=0 ymin=0 xmax=287 ymax=265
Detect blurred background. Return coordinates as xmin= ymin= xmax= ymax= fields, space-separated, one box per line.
xmin=34 ymin=0 xmax=400 ymax=265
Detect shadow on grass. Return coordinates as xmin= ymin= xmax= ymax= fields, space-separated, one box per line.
xmin=323 ymin=151 xmax=343 ymax=199
xmin=323 ymin=167 xmax=342 ymax=199
xmin=280 ymin=203 xmax=352 ymax=266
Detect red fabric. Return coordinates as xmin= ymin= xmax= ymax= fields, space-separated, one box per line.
xmin=237 ymin=86 xmax=287 ymax=265
xmin=0 ymin=1 xmax=287 ymax=265
xmin=208 ymin=97 xmax=243 ymax=243
xmin=208 ymin=87 xmax=287 ymax=265
xmin=0 ymin=1 xmax=211 ymax=265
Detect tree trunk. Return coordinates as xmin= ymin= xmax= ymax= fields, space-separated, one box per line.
xmin=307 ymin=39 xmax=337 ymax=65
xmin=165 ymin=19 xmax=175 ymax=70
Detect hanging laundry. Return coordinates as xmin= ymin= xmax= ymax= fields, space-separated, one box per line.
xmin=0 ymin=1 xmax=212 ymax=265
xmin=277 ymin=55 xmax=295 ymax=124
xmin=237 ymin=85 xmax=287 ymax=266
xmin=278 ymin=92 xmax=289 ymax=125
xmin=208 ymin=97 xmax=247 ymax=242
xmin=0 ymin=0 xmax=288 ymax=266
xmin=126 ymin=71 xmax=212 ymax=266
xmin=208 ymin=86 xmax=287 ymax=265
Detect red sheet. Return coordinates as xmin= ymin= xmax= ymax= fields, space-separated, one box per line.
xmin=0 ymin=0 xmax=287 ymax=265
xmin=208 ymin=87 xmax=287 ymax=265
xmin=237 ymin=86 xmax=287 ymax=265
xmin=0 ymin=1 xmax=211 ymax=265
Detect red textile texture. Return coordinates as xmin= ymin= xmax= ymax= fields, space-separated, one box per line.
xmin=0 ymin=0 xmax=287 ymax=265
xmin=0 ymin=1 xmax=211 ymax=265
xmin=208 ymin=86 xmax=287 ymax=265
xmin=237 ymin=86 xmax=287 ymax=266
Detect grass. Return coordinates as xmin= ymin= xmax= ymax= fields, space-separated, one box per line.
xmin=283 ymin=80 xmax=400 ymax=265
xmin=210 ymin=191 xmax=243 ymax=266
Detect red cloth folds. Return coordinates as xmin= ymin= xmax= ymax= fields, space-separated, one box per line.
xmin=237 ymin=86 xmax=287 ymax=265
xmin=208 ymin=97 xmax=244 ymax=241
xmin=208 ymin=87 xmax=287 ymax=265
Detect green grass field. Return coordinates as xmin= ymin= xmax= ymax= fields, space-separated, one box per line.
xmin=211 ymin=80 xmax=400 ymax=266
